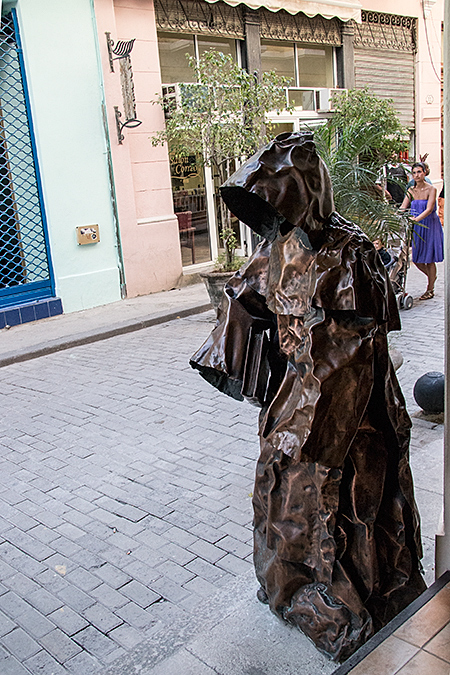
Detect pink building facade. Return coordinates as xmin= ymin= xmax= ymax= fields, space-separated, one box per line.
xmin=93 ymin=0 xmax=183 ymax=299
xmin=91 ymin=0 xmax=443 ymax=298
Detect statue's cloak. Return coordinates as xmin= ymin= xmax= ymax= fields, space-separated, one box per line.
xmin=190 ymin=133 xmax=425 ymax=661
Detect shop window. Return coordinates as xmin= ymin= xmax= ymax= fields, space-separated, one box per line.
xmin=297 ymin=45 xmax=333 ymax=88
xmin=158 ymin=32 xmax=195 ymax=83
xmin=170 ymin=152 xmax=211 ymax=266
xmin=158 ymin=33 xmax=237 ymax=85
xmin=261 ymin=40 xmax=334 ymax=89
xmin=197 ymin=35 xmax=237 ymax=60
xmin=261 ymin=41 xmax=295 ymax=83
xmin=158 ymin=32 xmax=241 ymax=267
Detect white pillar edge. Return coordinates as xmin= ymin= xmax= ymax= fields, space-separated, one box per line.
xmin=435 ymin=0 xmax=450 ymax=578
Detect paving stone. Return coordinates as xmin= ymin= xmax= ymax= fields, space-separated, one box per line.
xmin=107 ymin=623 xmax=143 ymax=650
xmin=155 ymin=559 xmax=195 ymax=585
xmin=32 ymin=511 xmax=65 ymax=529
xmin=43 ymin=553 xmax=77 ymax=577
xmin=0 ymin=647 xmax=31 ymax=675
xmin=188 ymin=539 xmax=227 ymax=564
xmin=64 ymin=650 xmax=102 ymax=675
xmin=102 ymin=644 xmax=128 ymax=665
xmin=90 ymin=583 xmax=129 ymax=610
xmin=0 ymin=610 xmax=16 ymax=637
xmin=1 ymin=531 xmax=53 ymax=562
xmin=0 ymin=592 xmax=30 ymax=620
xmin=159 ymin=542 xmax=196 ymax=566
xmin=27 ymin=588 xmax=63 ymax=615
xmin=120 ymin=580 xmax=161 ymax=608
xmin=64 ymin=567 xmax=102 ymax=592
xmin=15 ymin=606 xmax=55 ymax=640
xmin=0 ymin=627 xmax=40 ymax=660
xmin=28 ymin=525 xmax=60 ymax=546
xmin=115 ymin=602 xmax=161 ymax=631
xmin=188 ymin=522 xmax=224 ymax=544
xmin=215 ymin=553 xmax=253 ymax=576
xmin=56 ymin=585 xmax=95 ymax=613
xmin=94 ymin=496 xmax=147 ymax=523
xmin=3 ymin=573 xmax=40 ymax=598
xmin=33 ymin=569 xmax=69 ymax=595
xmin=185 ymin=557 xmax=230 ymax=584
xmin=216 ymin=535 xmax=253 ymax=559
xmin=73 ymin=625 xmax=117 ymax=660
xmin=39 ymin=628 xmax=82 ymax=664
xmin=150 ymin=577 xmax=191 ymax=603
xmin=82 ymin=603 xmax=123 ymax=633
xmin=47 ymin=606 xmax=89 ymax=636
xmin=218 ymin=520 xmax=253 ymax=543
xmin=23 ymin=649 xmax=67 ymax=675
xmin=50 ymin=537 xmax=82 ymax=557
xmin=182 ymin=576 xmax=218 ymax=597
xmin=91 ymin=563 xmax=131 ymax=589
xmin=54 ymin=522 xmax=86 ymax=542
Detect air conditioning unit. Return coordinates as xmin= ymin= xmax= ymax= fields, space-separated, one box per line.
xmin=315 ymin=88 xmax=347 ymax=112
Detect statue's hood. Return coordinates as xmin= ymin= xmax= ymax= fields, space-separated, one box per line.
xmin=220 ymin=132 xmax=334 ymax=241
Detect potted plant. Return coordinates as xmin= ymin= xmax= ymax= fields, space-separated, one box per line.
xmin=201 ymin=226 xmax=246 ymax=311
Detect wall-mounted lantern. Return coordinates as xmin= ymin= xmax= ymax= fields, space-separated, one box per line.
xmin=114 ymin=107 xmax=142 ymax=145
xmin=106 ymin=32 xmax=142 ymax=144
xmin=105 ymin=33 xmax=136 ymax=73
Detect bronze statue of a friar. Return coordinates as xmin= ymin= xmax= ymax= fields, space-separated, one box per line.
xmin=190 ymin=132 xmax=425 ymax=662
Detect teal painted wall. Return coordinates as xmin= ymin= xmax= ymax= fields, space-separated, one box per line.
xmin=14 ymin=0 xmax=122 ymax=312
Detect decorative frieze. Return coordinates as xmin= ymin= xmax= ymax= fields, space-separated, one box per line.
xmin=259 ymin=8 xmax=342 ymax=46
xmin=353 ymin=11 xmax=416 ymax=52
xmin=154 ymin=0 xmax=244 ymax=38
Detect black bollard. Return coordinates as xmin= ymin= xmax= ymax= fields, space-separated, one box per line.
xmin=413 ymin=371 xmax=445 ymax=413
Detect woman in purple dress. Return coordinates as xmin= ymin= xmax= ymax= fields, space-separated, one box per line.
xmin=400 ymin=162 xmax=444 ymax=300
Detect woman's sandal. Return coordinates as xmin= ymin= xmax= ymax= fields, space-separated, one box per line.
xmin=419 ymin=290 xmax=434 ymax=300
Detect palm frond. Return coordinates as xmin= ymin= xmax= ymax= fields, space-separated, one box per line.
xmin=314 ymin=118 xmax=407 ymax=241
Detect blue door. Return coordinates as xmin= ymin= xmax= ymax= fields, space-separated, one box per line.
xmin=0 ymin=10 xmax=55 ymax=310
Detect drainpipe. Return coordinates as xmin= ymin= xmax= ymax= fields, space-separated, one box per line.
xmin=435 ymin=0 xmax=450 ymax=577
xmin=89 ymin=0 xmax=127 ymax=299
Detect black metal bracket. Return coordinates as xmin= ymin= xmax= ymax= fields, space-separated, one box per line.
xmin=106 ymin=32 xmax=136 ymax=72
xmin=114 ymin=106 xmax=142 ymax=145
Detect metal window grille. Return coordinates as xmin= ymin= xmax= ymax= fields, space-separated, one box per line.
xmin=0 ymin=11 xmax=53 ymax=308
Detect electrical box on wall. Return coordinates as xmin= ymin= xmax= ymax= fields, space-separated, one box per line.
xmin=76 ymin=225 xmax=100 ymax=245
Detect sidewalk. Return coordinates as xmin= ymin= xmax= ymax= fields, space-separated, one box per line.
xmin=0 ymin=283 xmax=211 ymax=368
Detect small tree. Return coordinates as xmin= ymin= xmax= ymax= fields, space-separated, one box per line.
xmin=315 ymin=88 xmax=409 ymax=240
xmin=152 ymin=50 xmax=291 ymax=264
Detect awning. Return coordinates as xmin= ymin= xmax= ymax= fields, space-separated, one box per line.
xmin=205 ymin=0 xmax=362 ymax=22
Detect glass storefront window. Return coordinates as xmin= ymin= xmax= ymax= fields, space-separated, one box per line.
xmin=261 ymin=40 xmax=334 ymax=90
xmin=158 ymin=32 xmax=195 ymax=83
xmin=297 ymin=45 xmax=334 ymax=88
xmin=197 ymin=35 xmax=237 ymax=60
xmin=261 ymin=41 xmax=295 ymax=83
xmin=170 ymin=152 xmax=212 ymax=266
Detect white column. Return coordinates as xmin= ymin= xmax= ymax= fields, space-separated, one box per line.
xmin=435 ymin=0 xmax=450 ymax=577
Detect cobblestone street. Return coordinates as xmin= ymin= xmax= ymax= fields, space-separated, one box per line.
xmin=0 ymin=262 xmax=444 ymax=674
xmin=0 ymin=310 xmax=261 ymax=674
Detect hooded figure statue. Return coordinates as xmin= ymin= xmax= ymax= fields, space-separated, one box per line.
xmin=190 ymin=132 xmax=425 ymax=662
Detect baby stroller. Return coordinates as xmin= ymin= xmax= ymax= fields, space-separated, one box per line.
xmin=385 ymin=230 xmax=413 ymax=310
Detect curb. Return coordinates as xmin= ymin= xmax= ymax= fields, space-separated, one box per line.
xmin=0 ymin=302 xmax=212 ymax=369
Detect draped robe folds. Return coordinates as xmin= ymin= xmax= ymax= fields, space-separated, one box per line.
xmin=190 ymin=133 xmax=426 ymax=662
